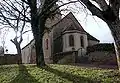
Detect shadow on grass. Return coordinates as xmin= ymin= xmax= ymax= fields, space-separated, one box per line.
xmin=9 ymin=64 xmax=40 ymax=83
xmin=42 ymin=65 xmax=101 ymax=83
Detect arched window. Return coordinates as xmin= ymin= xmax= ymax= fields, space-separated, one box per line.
xmin=80 ymin=36 xmax=84 ymax=48
xmin=69 ymin=35 xmax=74 ymax=46
xmin=45 ymin=39 xmax=48 ymax=50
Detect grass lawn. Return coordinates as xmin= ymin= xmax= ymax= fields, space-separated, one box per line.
xmin=0 ymin=64 xmax=120 ymax=83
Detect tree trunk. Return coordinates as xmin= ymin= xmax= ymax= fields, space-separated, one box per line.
xmin=16 ymin=43 xmax=22 ymax=64
xmin=33 ymin=20 xmax=46 ymax=66
xmin=114 ymin=42 xmax=120 ymax=70
xmin=34 ymin=31 xmax=45 ymax=66
xmin=11 ymin=39 xmax=22 ymax=64
xmin=28 ymin=0 xmax=46 ymax=67
xmin=107 ymin=20 xmax=120 ymax=70
xmin=31 ymin=14 xmax=45 ymax=66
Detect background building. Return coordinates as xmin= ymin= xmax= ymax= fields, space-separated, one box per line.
xmin=22 ymin=12 xmax=99 ymax=64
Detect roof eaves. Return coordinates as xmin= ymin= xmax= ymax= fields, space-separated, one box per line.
xmin=22 ymin=39 xmax=34 ymax=50
xmin=87 ymin=33 xmax=100 ymax=42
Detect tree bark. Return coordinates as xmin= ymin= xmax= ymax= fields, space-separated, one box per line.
xmin=107 ymin=20 xmax=120 ymax=70
xmin=11 ymin=39 xmax=22 ymax=64
xmin=28 ymin=0 xmax=47 ymax=67
xmin=16 ymin=43 xmax=22 ymax=64
xmin=30 ymin=10 xmax=46 ymax=66
xmin=32 ymin=17 xmax=46 ymax=66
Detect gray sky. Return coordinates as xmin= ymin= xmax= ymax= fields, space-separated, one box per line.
xmin=77 ymin=14 xmax=114 ymax=43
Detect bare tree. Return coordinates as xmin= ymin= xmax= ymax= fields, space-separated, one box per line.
xmin=0 ymin=28 xmax=9 ymax=54
xmin=0 ymin=46 xmax=4 ymax=56
xmin=0 ymin=0 xmax=31 ymax=63
xmin=20 ymin=0 xmax=57 ymax=66
xmin=76 ymin=0 xmax=120 ymax=71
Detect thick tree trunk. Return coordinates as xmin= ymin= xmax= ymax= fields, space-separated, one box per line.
xmin=34 ymin=31 xmax=45 ymax=66
xmin=28 ymin=0 xmax=46 ymax=67
xmin=107 ymin=20 xmax=120 ymax=70
xmin=31 ymin=14 xmax=45 ymax=66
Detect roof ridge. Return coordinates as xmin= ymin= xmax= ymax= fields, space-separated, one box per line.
xmin=50 ymin=12 xmax=73 ymax=28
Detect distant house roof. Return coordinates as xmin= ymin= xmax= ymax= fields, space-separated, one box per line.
xmin=87 ymin=43 xmax=115 ymax=53
xmin=87 ymin=33 xmax=100 ymax=42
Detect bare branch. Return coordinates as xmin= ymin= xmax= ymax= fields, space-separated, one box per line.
xmin=21 ymin=0 xmax=29 ymax=5
xmin=0 ymin=10 xmax=15 ymax=28
xmin=78 ymin=0 xmax=106 ymax=21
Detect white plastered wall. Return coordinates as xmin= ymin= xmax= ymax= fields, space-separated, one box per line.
xmin=63 ymin=32 xmax=88 ymax=53
xmin=21 ymin=40 xmax=35 ymax=63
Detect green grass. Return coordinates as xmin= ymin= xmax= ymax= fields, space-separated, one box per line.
xmin=0 ymin=64 xmax=120 ymax=83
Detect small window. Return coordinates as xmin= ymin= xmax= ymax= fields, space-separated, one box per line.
xmin=69 ymin=35 xmax=74 ymax=46
xmin=32 ymin=45 xmax=35 ymax=49
xmin=46 ymin=39 xmax=48 ymax=50
xmin=80 ymin=36 xmax=84 ymax=48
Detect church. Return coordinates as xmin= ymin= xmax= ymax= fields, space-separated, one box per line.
xmin=21 ymin=12 xmax=99 ymax=64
